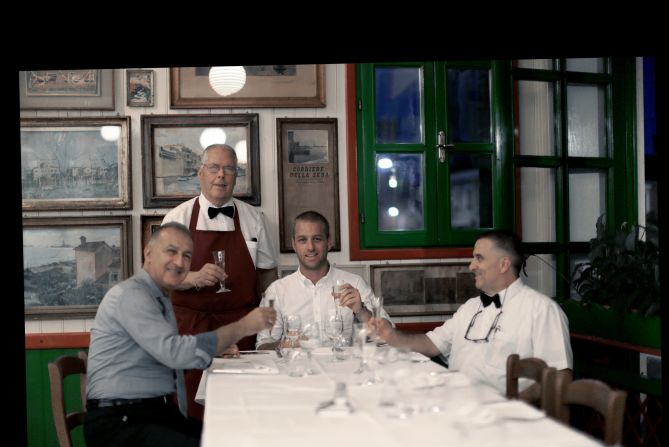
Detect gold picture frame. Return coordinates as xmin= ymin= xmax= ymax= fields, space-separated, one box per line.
xmin=170 ymin=65 xmax=325 ymax=108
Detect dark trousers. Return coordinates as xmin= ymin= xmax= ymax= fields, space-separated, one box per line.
xmin=84 ymin=400 xmax=202 ymax=447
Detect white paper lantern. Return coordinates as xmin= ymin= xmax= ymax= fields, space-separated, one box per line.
xmin=209 ymin=66 xmax=246 ymax=96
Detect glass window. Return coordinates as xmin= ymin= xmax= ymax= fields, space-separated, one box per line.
xmin=566 ymin=58 xmax=605 ymax=74
xmin=374 ymin=67 xmax=423 ymax=144
xmin=515 ymin=80 xmax=555 ymax=156
xmin=521 ymin=254 xmax=557 ymax=297
xmin=376 ymin=153 xmax=424 ymax=231
xmin=569 ymin=170 xmax=607 ymax=242
xmin=517 ymin=59 xmax=554 ymax=70
xmin=567 ymin=84 xmax=607 ymax=157
xmin=518 ymin=168 xmax=556 ymax=242
xmin=447 ymin=68 xmax=491 ymax=143
xmin=449 ymin=152 xmax=492 ymax=229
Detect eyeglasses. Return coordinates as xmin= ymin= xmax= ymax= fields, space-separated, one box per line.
xmin=203 ymin=163 xmax=236 ymax=175
xmin=463 ymin=309 xmax=503 ymax=343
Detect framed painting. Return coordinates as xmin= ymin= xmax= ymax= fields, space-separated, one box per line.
xmin=23 ymin=215 xmax=132 ymax=318
xmin=140 ymin=214 xmax=165 ymax=263
xmin=20 ymin=117 xmax=131 ymax=210
xmin=18 ymin=69 xmax=115 ymax=110
xmin=170 ymin=65 xmax=325 ymax=108
xmin=141 ymin=114 xmax=260 ymax=207
xmin=126 ymin=69 xmax=154 ymax=107
xmin=277 ymin=118 xmax=339 ymax=252
xmin=369 ymin=263 xmax=477 ymax=316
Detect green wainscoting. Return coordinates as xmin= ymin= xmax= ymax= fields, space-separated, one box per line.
xmin=26 ymin=348 xmax=87 ymax=447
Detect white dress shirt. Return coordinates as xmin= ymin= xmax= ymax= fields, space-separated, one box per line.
xmin=162 ymin=194 xmax=277 ymax=269
xmin=256 ymin=266 xmax=392 ymax=348
xmin=426 ymin=278 xmax=572 ymax=393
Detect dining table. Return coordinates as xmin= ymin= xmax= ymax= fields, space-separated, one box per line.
xmin=196 ymin=347 xmax=603 ymax=447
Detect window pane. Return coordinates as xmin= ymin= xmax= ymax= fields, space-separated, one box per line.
xmin=521 ymin=254 xmax=557 ymax=297
xmin=569 ymin=170 xmax=606 ymax=242
xmin=570 ymin=253 xmax=589 ymax=299
xmin=450 ymin=153 xmax=492 ymax=228
xmin=376 ymin=153 xmax=424 ymax=231
xmin=515 ymin=81 xmax=555 ymax=155
xmin=517 ymin=59 xmax=554 ymax=70
xmin=447 ymin=69 xmax=491 ymax=143
xmin=374 ymin=67 xmax=423 ymax=144
xmin=566 ymin=58 xmax=605 ymax=74
xmin=518 ymin=168 xmax=556 ymax=242
xmin=567 ymin=84 xmax=607 ymax=157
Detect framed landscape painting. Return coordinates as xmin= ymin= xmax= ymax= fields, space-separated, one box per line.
xmin=23 ymin=216 xmax=132 ymax=318
xmin=20 ymin=117 xmax=131 ymax=211
xmin=141 ymin=114 xmax=260 ymax=207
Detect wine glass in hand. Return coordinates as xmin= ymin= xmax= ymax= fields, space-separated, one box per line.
xmin=211 ymin=250 xmax=230 ymax=293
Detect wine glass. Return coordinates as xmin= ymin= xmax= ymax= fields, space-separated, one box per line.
xmin=211 ymin=250 xmax=230 ymax=293
xmin=299 ymin=322 xmax=320 ymax=375
xmin=324 ymin=312 xmax=344 ymax=362
xmin=332 ymin=279 xmax=345 ymax=317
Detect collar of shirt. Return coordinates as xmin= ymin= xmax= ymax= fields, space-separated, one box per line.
xmin=488 ymin=277 xmax=524 ymax=308
xmin=199 ymin=193 xmax=234 ymax=214
xmin=296 ymin=264 xmax=339 ymax=289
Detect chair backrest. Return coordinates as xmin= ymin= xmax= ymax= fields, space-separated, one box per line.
xmin=554 ymin=374 xmax=627 ymax=446
xmin=48 ymin=351 xmax=88 ymax=447
xmin=505 ymin=353 xmax=556 ymax=411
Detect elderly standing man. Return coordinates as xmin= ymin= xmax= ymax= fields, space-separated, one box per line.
xmin=84 ymin=222 xmax=276 ymax=446
xmin=369 ymin=229 xmax=572 ymax=394
xmin=162 ymin=143 xmax=278 ymax=420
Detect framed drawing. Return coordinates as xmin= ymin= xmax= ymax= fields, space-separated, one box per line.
xmin=23 ymin=215 xmax=132 ymax=318
xmin=277 ymin=118 xmax=339 ymax=252
xmin=140 ymin=214 xmax=165 ymax=263
xmin=170 ymin=65 xmax=325 ymax=108
xmin=369 ymin=263 xmax=477 ymax=316
xmin=141 ymin=114 xmax=260 ymax=208
xmin=18 ymin=69 xmax=115 ymax=110
xmin=20 ymin=117 xmax=131 ymax=211
xmin=126 ymin=69 xmax=154 ymax=107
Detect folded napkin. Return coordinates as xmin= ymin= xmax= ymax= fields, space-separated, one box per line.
xmin=210 ymin=357 xmax=279 ymax=375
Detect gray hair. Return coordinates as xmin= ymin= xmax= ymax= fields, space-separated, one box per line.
xmin=148 ymin=222 xmax=192 ymax=247
xmin=202 ymin=144 xmax=238 ymax=166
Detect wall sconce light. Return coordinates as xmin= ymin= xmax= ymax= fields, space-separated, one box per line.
xmin=209 ymin=66 xmax=246 ymax=96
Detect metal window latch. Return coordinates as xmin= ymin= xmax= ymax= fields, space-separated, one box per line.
xmin=436 ymin=131 xmax=453 ymax=163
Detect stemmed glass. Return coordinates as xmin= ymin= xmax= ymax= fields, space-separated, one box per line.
xmin=211 ymin=250 xmax=230 ymax=293
xmin=299 ymin=322 xmax=320 ymax=375
xmin=324 ymin=312 xmax=344 ymax=362
xmin=331 ymin=279 xmax=345 ymax=317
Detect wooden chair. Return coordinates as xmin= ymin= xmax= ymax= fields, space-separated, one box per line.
xmin=505 ymin=354 xmax=556 ymax=412
xmin=48 ymin=351 xmax=88 ymax=447
xmin=554 ymin=374 xmax=627 ymax=446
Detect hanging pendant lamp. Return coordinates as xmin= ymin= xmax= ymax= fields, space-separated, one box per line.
xmin=208 ymin=66 xmax=246 ymax=96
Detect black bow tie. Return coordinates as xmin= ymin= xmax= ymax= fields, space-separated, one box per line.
xmin=208 ymin=205 xmax=235 ymax=219
xmin=480 ymin=292 xmax=501 ymax=308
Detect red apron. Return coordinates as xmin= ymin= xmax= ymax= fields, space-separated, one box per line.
xmin=171 ymin=198 xmax=259 ymax=419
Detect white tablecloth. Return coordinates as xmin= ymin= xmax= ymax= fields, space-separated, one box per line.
xmin=199 ymin=349 xmax=603 ymax=447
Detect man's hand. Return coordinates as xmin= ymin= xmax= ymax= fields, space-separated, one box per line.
xmin=186 ymin=263 xmax=227 ymax=290
xmin=219 ymin=344 xmax=240 ymax=358
xmin=239 ymin=307 xmax=277 ymax=336
xmin=336 ymin=283 xmax=364 ymax=314
xmin=367 ymin=317 xmax=394 ymax=343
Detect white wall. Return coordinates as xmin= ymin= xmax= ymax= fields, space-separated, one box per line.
xmin=23 ymin=65 xmax=448 ymax=334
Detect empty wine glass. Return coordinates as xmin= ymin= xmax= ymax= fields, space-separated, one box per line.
xmin=324 ymin=312 xmax=344 ymax=362
xmin=299 ymin=322 xmax=320 ymax=375
xmin=211 ymin=250 xmax=230 ymax=293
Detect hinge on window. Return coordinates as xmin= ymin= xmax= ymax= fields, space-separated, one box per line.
xmin=357 ymin=100 xmax=362 ymax=111
xmin=360 ymin=212 xmax=365 ymax=224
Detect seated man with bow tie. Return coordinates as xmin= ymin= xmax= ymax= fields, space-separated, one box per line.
xmin=162 ymin=143 xmax=278 ymax=420
xmin=369 ymin=229 xmax=572 ymax=394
